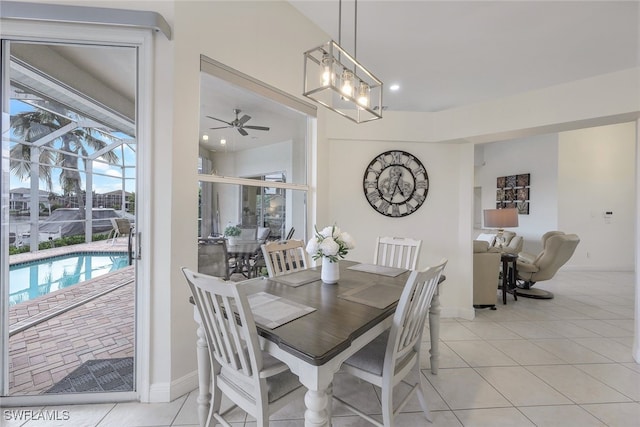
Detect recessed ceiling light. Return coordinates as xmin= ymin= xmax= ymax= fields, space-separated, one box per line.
xmin=389 ymin=84 xmax=400 ymax=91
xmin=202 ymin=134 xmax=209 ymax=141
xmin=220 ymin=139 xmax=226 ymax=145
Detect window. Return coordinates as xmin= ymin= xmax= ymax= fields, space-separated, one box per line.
xmin=198 ymin=56 xmax=314 ymax=243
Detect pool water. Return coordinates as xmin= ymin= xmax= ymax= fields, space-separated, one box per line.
xmin=9 ymin=252 xmax=130 ymax=306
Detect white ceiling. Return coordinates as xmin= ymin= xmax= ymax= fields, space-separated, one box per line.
xmin=13 ymin=1 xmax=638 ymax=153
xmin=199 ymin=72 xmax=308 ymax=152
xmin=290 ymin=0 xmax=639 ymax=112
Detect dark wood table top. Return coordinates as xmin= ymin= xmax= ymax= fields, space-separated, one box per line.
xmin=244 ymin=260 xmax=411 ymax=366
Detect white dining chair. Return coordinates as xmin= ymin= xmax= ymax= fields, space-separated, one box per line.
xmin=333 ymin=258 xmax=448 ymax=427
xmin=260 ymin=239 xmax=309 ymax=277
xmin=373 ymin=236 xmax=422 ymax=270
xmin=182 ymin=268 xmax=305 ymax=427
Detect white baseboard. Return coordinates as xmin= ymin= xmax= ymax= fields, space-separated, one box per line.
xmin=148 ymin=370 xmax=198 ymax=403
xmin=562 ymin=265 xmax=634 ymax=272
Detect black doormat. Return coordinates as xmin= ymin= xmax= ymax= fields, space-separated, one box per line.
xmin=45 ymin=357 xmax=134 ymax=394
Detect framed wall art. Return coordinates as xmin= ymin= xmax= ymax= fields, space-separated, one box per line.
xmin=496 ymin=173 xmax=530 ymax=214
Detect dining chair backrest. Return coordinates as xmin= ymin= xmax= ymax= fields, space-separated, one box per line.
xmin=373 ymin=236 xmax=422 ymax=270
xmin=335 ymin=258 xmax=447 ymax=427
xmin=261 ymin=239 xmax=309 ymax=277
xmin=238 ymin=226 xmax=258 ymax=241
xmin=387 ymin=258 xmax=447 ymax=372
xmin=197 ymin=237 xmax=230 ymax=281
xmin=182 ymin=268 xmax=304 ymax=426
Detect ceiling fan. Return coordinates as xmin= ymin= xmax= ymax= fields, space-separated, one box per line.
xmin=207 ymin=108 xmax=270 ymax=136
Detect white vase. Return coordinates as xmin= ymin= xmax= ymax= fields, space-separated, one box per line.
xmin=227 ymin=237 xmax=237 ymax=246
xmin=321 ymin=257 xmax=339 ymax=284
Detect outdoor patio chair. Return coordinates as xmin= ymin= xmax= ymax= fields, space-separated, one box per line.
xmin=198 ymin=238 xmax=234 ymax=281
xmin=334 ymin=258 xmax=448 ymax=427
xmin=109 ymin=218 xmax=132 ymax=245
xmin=373 ymin=236 xmax=423 ymax=270
xmin=182 ymin=268 xmax=305 ymax=426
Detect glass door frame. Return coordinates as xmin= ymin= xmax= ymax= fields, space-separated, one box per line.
xmin=0 ymin=19 xmax=153 ymax=406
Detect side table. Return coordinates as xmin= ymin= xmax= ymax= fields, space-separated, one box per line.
xmin=501 ymin=253 xmax=518 ymax=304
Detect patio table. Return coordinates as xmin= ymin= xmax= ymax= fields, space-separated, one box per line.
xmin=227 ymin=240 xmax=261 ymax=278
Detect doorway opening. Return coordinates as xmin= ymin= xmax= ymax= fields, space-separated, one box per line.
xmin=2 ymin=40 xmax=138 ymax=398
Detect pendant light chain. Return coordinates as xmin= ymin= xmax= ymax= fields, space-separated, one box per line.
xmin=354 ymin=0 xmax=357 ymax=60
xmin=338 ymin=0 xmax=342 ymax=46
xmin=302 ymin=0 xmax=383 ymax=122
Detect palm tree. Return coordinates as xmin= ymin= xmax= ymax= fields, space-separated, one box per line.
xmin=10 ymin=108 xmax=120 ymax=219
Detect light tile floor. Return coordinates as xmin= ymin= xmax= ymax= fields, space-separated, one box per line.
xmin=3 ymin=270 xmax=639 ymax=426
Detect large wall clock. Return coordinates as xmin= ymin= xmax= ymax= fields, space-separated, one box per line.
xmin=363 ymin=150 xmax=429 ymax=217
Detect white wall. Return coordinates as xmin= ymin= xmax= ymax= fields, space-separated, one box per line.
xmin=8 ymin=0 xmax=639 ymax=401
xmin=475 ymin=134 xmax=560 ymax=253
xmin=323 ymin=118 xmax=476 ymax=321
xmin=475 ymin=122 xmax=636 ymax=270
xmin=559 ymin=122 xmax=636 ymax=270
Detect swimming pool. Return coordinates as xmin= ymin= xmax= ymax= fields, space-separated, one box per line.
xmin=9 ymin=252 xmax=130 ymax=306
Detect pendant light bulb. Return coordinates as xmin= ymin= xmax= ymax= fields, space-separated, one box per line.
xmin=357 ymin=81 xmax=370 ymax=107
xmin=341 ymin=69 xmax=354 ymax=97
xmin=321 ymin=53 xmax=335 ymax=86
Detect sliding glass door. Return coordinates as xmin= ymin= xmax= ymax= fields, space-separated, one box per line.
xmin=1 ymin=37 xmax=140 ymax=403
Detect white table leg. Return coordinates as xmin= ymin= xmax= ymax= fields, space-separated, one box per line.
xmin=195 ymin=320 xmax=211 ymax=427
xmin=304 ymin=389 xmax=329 ymax=427
xmin=429 ymin=285 xmax=441 ymax=375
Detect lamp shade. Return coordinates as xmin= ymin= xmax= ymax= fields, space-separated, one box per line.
xmin=484 ymin=208 xmax=519 ymax=228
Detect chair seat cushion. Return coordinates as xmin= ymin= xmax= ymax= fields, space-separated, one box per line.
xmin=343 ymin=330 xmax=390 ymax=376
xmin=266 ymin=367 xmax=302 ymax=402
xmin=262 ymin=351 xmax=303 ymax=402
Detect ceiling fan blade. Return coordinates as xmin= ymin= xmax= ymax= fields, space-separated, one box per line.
xmin=237 ymin=114 xmax=251 ymax=126
xmin=207 ymin=116 xmax=232 ymax=126
xmin=209 ymin=126 xmax=231 ymax=130
xmin=238 ymin=128 xmax=249 ymax=136
xmin=243 ymin=125 xmax=270 ymax=131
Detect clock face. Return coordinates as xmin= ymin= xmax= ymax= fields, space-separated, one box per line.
xmin=363 ymin=150 xmax=429 ymax=217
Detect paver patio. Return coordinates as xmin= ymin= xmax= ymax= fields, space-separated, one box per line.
xmin=8 ymin=240 xmax=134 ymax=395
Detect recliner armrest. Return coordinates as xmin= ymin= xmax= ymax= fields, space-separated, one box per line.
xmin=516 ymin=261 xmax=539 ymax=274
xmin=518 ymin=251 xmax=537 ymax=264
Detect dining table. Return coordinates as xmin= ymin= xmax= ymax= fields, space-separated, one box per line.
xmin=192 ymin=260 xmax=445 ymax=427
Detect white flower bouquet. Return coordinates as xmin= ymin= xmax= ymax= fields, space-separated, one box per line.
xmin=306 ymin=224 xmax=356 ymax=263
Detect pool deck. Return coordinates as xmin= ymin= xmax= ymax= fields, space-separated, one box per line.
xmin=8 ymin=239 xmax=134 ymax=395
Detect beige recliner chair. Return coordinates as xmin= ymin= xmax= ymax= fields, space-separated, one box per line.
xmin=516 ymin=231 xmax=580 ymax=299
xmin=473 ymin=240 xmax=501 ymax=309
xmin=498 ymin=231 xmax=523 ymax=255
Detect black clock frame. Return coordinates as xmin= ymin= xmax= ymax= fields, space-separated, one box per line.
xmin=363 ymin=150 xmax=429 ymax=217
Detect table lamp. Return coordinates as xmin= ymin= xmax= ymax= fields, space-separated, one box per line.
xmin=483 ymin=208 xmax=519 ymax=248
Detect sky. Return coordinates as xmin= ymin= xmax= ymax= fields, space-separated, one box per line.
xmin=8 ymin=99 xmax=136 ymax=195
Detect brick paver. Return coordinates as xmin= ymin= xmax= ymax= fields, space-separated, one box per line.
xmin=8 ymin=241 xmax=134 ymax=395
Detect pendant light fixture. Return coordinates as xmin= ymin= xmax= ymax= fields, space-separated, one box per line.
xmin=303 ymin=0 xmax=383 ymax=123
